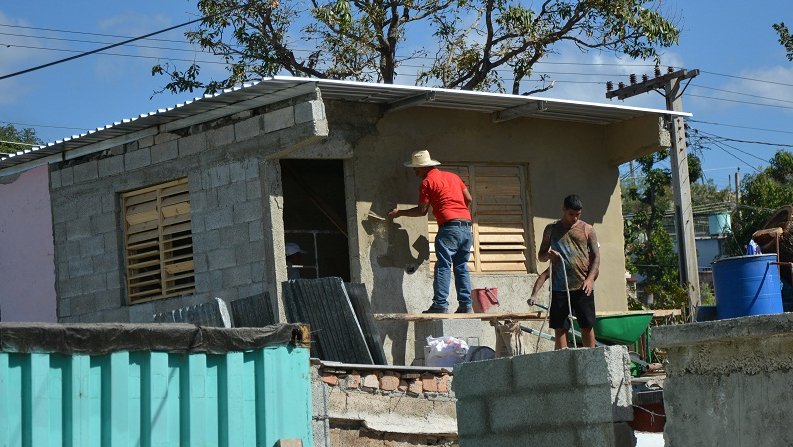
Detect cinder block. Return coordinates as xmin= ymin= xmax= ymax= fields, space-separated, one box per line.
xmin=177 ymin=133 xmax=207 ymax=157
xmin=104 ymin=232 xmax=120 ymax=254
xmin=229 ymin=160 xmax=246 ymax=182
xmin=234 ymin=115 xmax=263 ymax=141
xmin=217 ymin=181 xmax=247 ymax=205
xmin=250 ymin=261 xmax=264 ymax=282
xmin=208 ymin=247 xmax=236 ymax=270
xmin=456 ymin=398 xmax=490 ymax=437
xmin=80 ymin=237 xmax=105 ymax=257
xmin=101 ymin=194 xmax=116 ymax=214
xmin=50 ymin=169 xmax=61 ymax=188
xmin=51 ymin=201 xmax=77 ymax=224
xmin=105 ymin=269 xmax=121 ymax=289
xmin=98 ymin=155 xmax=124 ymax=177
xmin=138 ymin=135 xmax=155 ymax=148
xmin=58 ymin=298 xmax=71 ymax=318
xmin=572 ymin=384 xmax=625 ymax=424
xmin=295 ymin=99 xmax=326 ymax=124
xmin=205 ymin=208 xmax=233 ymax=231
xmin=53 ymin=222 xmax=67 ymax=241
xmin=222 ymin=265 xmax=252 ymax=288
xmin=575 ymin=346 xmax=630 ymax=386
xmin=246 ymin=179 xmax=262 ymax=200
xmin=249 ymin=221 xmax=264 ymax=242
xmin=235 ymin=240 xmax=264 ymax=265
xmin=237 ymin=282 xmax=264 ymax=300
xmin=195 ymin=272 xmax=210 ymax=293
xmin=154 ymin=132 xmax=179 ymax=144
xmin=207 ymin=125 xmax=235 ymax=147
xmin=73 ymin=160 xmax=98 ymax=183
xmin=576 ymin=422 xmax=636 ymax=447
xmin=66 ymin=218 xmax=91 ymax=240
xmin=513 ymin=349 xmax=576 ymax=390
xmin=233 ymin=200 xmax=261 ymax=224
xmin=191 ymin=190 xmax=208 ymax=212
xmin=193 ymin=229 xmax=221 ymax=252
xmin=91 ymin=252 xmax=117 ymax=273
xmin=152 ymin=140 xmax=179 ymax=163
xmin=220 ymin=225 xmax=250 ymax=247
xmin=453 ymin=357 xmax=513 ymax=399
xmin=90 ymin=212 xmax=116 ymax=234
xmin=124 ymin=148 xmax=151 ymax=171
xmin=264 ymin=106 xmax=295 ymax=133
xmin=127 ymin=301 xmax=156 ymax=323
xmin=80 ymin=274 xmax=107 ymax=294
xmin=60 ymin=167 xmax=73 ymax=186
xmin=203 ymin=164 xmax=231 ymax=189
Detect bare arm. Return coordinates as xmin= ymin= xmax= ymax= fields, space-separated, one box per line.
xmin=528 ymin=267 xmax=551 ymax=306
xmin=463 ymin=188 xmax=472 ymax=207
xmin=582 ymin=225 xmax=600 ymax=295
xmin=389 ymin=202 xmax=430 ymax=218
xmin=537 ymin=224 xmax=560 ymax=263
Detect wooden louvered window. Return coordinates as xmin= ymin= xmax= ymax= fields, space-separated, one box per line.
xmin=122 ymin=178 xmax=195 ymax=303
xmin=429 ymin=165 xmax=530 ymax=273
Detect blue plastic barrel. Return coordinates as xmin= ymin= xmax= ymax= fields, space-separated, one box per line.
xmin=713 ymin=254 xmax=783 ymax=319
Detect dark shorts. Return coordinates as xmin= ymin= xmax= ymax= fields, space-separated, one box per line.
xmin=549 ymin=290 xmax=596 ymax=330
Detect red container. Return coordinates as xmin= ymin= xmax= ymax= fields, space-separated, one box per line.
xmin=629 ymin=402 xmax=666 ymax=432
xmin=472 ymin=288 xmax=499 ymax=313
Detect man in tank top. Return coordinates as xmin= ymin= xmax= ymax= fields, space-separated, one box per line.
xmin=538 ymin=194 xmax=600 ymax=349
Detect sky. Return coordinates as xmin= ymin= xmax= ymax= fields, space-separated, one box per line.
xmin=1 ymin=1 xmax=791 ymax=191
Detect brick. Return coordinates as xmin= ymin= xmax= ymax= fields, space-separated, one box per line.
xmin=438 ymin=374 xmax=450 ymax=392
xmin=151 ymin=140 xmax=179 ymax=163
xmin=124 ymin=148 xmax=151 ymax=171
xmin=407 ymin=379 xmax=423 ymax=396
xmin=513 ymin=350 xmax=576 ymax=390
xmin=380 ymin=374 xmax=400 ymax=391
xmin=453 ymin=357 xmax=513 ymax=399
xmin=346 ymin=372 xmax=361 ymax=389
xmin=98 ymin=155 xmax=124 ymax=177
xmin=320 ymin=373 xmax=338 ymax=386
xmin=178 ymin=133 xmax=207 ymax=157
xmin=264 ymin=106 xmax=295 ymax=133
xmin=422 ymin=373 xmax=438 ymax=392
xmin=456 ymin=398 xmax=489 ymax=437
xmin=73 ymin=160 xmax=98 ymax=183
xmin=398 ymin=379 xmax=408 ymax=392
xmin=362 ymin=373 xmax=379 ymax=390
xmin=235 ymin=115 xmax=263 ymax=141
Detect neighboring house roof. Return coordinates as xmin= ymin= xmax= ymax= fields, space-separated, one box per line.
xmin=0 ymin=76 xmax=691 ymax=176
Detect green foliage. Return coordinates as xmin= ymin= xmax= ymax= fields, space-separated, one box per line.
xmin=153 ymin=0 xmax=679 ymax=95
xmin=623 ymin=150 xmax=704 ymax=310
xmin=773 ymin=22 xmax=793 ymax=61
xmin=726 ymin=150 xmax=793 ymax=255
xmin=0 ymin=124 xmax=41 ymax=154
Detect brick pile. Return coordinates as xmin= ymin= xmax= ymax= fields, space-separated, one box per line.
xmin=318 ymin=367 xmax=454 ymax=399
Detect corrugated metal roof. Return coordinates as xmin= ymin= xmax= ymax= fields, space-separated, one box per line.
xmin=0 ymin=76 xmax=690 ymax=174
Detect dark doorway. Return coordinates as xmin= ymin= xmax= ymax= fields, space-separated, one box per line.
xmin=280 ymin=159 xmax=350 ymax=281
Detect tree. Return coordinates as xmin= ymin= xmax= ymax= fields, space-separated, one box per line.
xmin=726 ymin=150 xmax=793 ymax=256
xmin=0 ymin=124 xmax=41 ymax=154
xmin=623 ymin=150 xmax=702 ymax=310
xmin=773 ymin=22 xmax=793 ymax=61
xmin=154 ymin=0 xmax=679 ymax=95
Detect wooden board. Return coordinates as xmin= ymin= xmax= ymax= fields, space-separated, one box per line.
xmin=373 ymin=309 xmax=681 ymax=322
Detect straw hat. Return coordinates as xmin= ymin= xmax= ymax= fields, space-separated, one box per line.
xmin=403 ymin=150 xmax=441 ymax=168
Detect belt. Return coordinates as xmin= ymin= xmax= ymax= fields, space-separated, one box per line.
xmin=441 ymin=220 xmax=472 ymax=227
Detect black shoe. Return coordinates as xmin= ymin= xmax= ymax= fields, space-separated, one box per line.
xmin=455 ymin=305 xmax=474 ymax=314
xmin=422 ymin=305 xmax=449 ymax=314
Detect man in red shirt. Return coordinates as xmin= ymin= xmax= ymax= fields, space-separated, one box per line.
xmin=389 ymin=150 xmax=474 ymax=313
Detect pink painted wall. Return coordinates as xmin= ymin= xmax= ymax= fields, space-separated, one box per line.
xmin=0 ymin=165 xmax=57 ymax=322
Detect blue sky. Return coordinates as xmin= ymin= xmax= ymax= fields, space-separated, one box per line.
xmin=1 ymin=1 xmax=791 ymax=190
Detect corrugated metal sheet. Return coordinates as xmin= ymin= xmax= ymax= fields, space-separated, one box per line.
xmin=152 ymin=297 xmax=232 ymax=327
xmin=0 ymin=76 xmax=690 ymax=174
xmin=283 ymin=277 xmax=373 ymax=364
xmin=229 ymin=294 xmax=277 ymax=328
xmin=344 ymin=283 xmax=387 ymax=365
xmin=0 ymin=324 xmax=313 ymax=446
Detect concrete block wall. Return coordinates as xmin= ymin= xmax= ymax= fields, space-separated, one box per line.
xmin=653 ymin=313 xmax=793 ymax=447
xmin=49 ymin=90 xmax=327 ymax=322
xmin=453 ymin=346 xmax=635 ymax=447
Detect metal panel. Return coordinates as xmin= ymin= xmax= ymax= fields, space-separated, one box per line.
xmin=0 ymin=346 xmax=312 ymax=447
xmin=283 ymin=277 xmax=374 ymax=364
xmin=0 ymin=76 xmax=689 ymax=175
xmin=229 ymin=293 xmax=277 ymax=328
xmin=344 ymin=283 xmax=388 ymax=365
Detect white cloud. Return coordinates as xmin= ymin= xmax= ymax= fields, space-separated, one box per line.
xmin=0 ymin=10 xmax=48 ymax=105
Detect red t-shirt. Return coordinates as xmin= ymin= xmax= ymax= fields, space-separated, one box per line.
xmin=419 ymin=168 xmax=472 ymax=225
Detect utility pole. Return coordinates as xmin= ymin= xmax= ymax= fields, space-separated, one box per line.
xmin=735 ymin=168 xmax=741 ymax=203
xmin=607 ymin=67 xmax=701 ymax=319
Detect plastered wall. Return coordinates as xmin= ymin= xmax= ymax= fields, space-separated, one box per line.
xmin=0 ymin=165 xmax=57 ymax=322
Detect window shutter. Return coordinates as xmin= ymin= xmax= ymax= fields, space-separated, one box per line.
xmin=122 ymin=178 xmax=195 ymax=303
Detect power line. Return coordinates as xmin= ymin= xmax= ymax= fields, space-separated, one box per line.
xmin=0 ymin=23 xmax=192 ymax=44
xmin=690 ymin=119 xmax=793 ymax=136
xmin=1 ymin=42 xmax=229 ymax=66
xmin=0 ymin=120 xmax=88 ymax=131
xmin=687 ymin=93 xmax=793 ymax=111
xmin=689 ymin=84 xmax=793 ymax=105
xmin=0 ymin=140 xmax=38 ymax=146
xmin=700 ymin=69 xmax=793 ymax=89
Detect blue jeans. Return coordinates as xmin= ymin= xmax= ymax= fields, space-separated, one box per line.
xmin=433 ymin=223 xmax=473 ymax=308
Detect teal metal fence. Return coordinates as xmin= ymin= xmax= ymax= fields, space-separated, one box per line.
xmin=0 ymin=324 xmax=313 ymax=447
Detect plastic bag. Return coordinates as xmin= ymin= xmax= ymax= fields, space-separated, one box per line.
xmin=425 ymin=336 xmax=469 ymax=367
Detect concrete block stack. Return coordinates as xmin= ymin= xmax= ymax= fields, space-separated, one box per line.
xmin=453 ymin=346 xmax=635 ymax=447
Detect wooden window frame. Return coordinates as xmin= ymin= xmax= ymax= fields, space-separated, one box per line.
xmin=429 ymin=164 xmax=531 ymax=274
xmin=122 ymin=178 xmax=195 ymax=304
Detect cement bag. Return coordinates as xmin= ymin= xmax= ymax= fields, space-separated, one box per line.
xmin=494 ymin=321 xmax=524 ymax=358
xmin=425 ymin=336 xmax=468 ymax=367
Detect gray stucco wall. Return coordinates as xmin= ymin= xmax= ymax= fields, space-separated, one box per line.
xmin=50 ymin=91 xmax=327 ymax=322
xmin=653 ymin=314 xmax=793 ymax=447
